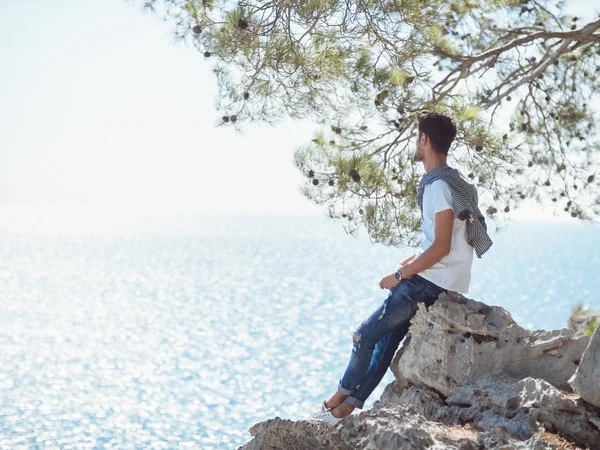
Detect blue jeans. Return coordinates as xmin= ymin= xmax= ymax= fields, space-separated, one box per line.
xmin=337 ymin=274 xmax=447 ymax=408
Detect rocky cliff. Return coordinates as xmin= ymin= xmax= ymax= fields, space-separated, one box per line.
xmin=239 ymin=292 xmax=600 ymax=450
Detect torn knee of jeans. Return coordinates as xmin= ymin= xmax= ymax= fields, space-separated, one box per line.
xmin=352 ymin=331 xmax=361 ymax=350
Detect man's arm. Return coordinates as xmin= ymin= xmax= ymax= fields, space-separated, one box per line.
xmin=398 ymin=253 xmax=417 ymax=267
xmin=397 ymin=208 xmax=453 ymax=278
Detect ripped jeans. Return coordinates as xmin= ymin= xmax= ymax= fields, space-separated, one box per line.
xmin=337 ymin=274 xmax=447 ymax=409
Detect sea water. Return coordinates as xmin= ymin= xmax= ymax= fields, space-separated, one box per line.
xmin=0 ymin=211 xmax=598 ymax=449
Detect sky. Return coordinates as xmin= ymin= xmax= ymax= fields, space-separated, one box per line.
xmin=0 ymin=0 xmax=320 ymax=215
xmin=0 ymin=0 xmax=598 ymax=218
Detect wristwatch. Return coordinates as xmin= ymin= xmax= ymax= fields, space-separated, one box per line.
xmin=394 ymin=269 xmax=403 ymax=281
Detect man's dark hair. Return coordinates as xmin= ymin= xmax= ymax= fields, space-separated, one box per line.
xmin=417 ymin=110 xmax=457 ymax=156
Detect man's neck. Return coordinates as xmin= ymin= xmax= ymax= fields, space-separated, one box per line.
xmin=424 ymin=157 xmax=449 ymax=173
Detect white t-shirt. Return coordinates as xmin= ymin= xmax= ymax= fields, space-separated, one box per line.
xmin=415 ymin=179 xmax=473 ymax=294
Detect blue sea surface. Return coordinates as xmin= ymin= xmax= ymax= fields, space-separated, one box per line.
xmin=0 ymin=212 xmax=598 ymax=449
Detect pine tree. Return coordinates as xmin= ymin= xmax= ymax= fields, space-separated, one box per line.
xmin=134 ymin=0 xmax=600 ymax=247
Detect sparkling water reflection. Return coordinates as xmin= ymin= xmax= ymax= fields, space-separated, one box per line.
xmin=0 ymin=212 xmax=598 ymax=449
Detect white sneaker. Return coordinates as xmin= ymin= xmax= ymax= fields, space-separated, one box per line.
xmin=305 ymin=401 xmax=342 ymax=424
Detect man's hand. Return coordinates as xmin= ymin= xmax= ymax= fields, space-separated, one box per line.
xmin=379 ymin=271 xmax=401 ymax=290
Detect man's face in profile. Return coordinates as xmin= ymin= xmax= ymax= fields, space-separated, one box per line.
xmin=414 ymin=132 xmax=425 ymax=162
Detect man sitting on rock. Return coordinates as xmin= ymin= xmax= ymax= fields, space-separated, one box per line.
xmin=310 ymin=110 xmax=493 ymax=423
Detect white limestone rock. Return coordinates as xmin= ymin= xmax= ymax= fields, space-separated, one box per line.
xmin=374 ymin=383 xmax=445 ymax=421
xmin=239 ymin=404 xmax=561 ymax=450
xmin=436 ymin=377 xmax=600 ymax=449
xmin=569 ymin=324 xmax=600 ymax=408
xmin=392 ymin=292 xmax=590 ymax=397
